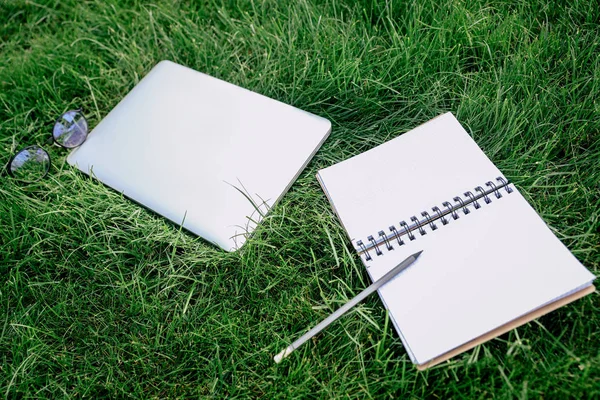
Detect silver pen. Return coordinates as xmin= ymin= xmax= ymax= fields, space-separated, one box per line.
xmin=274 ymin=250 xmax=423 ymax=363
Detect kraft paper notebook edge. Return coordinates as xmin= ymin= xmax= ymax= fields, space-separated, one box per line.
xmin=416 ymin=284 xmax=595 ymax=370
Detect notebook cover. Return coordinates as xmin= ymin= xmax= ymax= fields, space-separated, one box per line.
xmin=417 ymin=285 xmax=595 ymax=370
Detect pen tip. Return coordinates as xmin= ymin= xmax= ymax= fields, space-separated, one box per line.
xmin=414 ymin=250 xmax=423 ymax=259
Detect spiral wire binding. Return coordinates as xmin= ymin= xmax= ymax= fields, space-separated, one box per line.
xmin=356 ymin=177 xmax=513 ymax=261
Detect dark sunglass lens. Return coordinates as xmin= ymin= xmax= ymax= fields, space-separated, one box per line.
xmin=53 ymin=110 xmax=88 ymax=148
xmin=9 ymin=145 xmax=50 ymax=183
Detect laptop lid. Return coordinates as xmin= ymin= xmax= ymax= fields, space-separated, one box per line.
xmin=68 ymin=61 xmax=331 ymax=251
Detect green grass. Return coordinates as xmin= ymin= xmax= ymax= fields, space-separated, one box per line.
xmin=1 ymin=0 xmax=599 ymax=397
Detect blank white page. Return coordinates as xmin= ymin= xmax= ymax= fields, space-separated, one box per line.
xmin=317 ymin=113 xmax=595 ymax=364
xmin=317 ymin=113 xmax=502 ymax=247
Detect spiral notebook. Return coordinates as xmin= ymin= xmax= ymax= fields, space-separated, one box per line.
xmin=316 ymin=112 xmax=596 ymax=369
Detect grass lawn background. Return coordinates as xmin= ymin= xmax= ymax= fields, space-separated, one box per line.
xmin=1 ymin=0 xmax=598 ymax=397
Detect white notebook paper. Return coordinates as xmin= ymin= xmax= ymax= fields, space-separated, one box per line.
xmin=317 ymin=113 xmax=595 ymax=367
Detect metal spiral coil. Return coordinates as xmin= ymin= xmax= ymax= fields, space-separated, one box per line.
xmin=355 ymin=176 xmax=513 ymax=262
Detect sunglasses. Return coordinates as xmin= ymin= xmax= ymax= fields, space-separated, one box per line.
xmin=6 ymin=110 xmax=89 ymax=184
